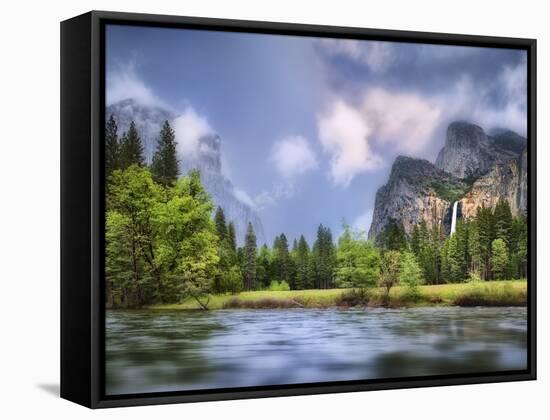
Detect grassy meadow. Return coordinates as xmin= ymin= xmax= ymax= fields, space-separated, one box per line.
xmin=147 ymin=279 xmax=527 ymax=310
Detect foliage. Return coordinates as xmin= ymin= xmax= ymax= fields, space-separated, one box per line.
xmin=118 ymin=121 xmax=145 ymax=169
xmin=399 ymin=251 xmax=424 ymax=299
xmin=378 ymin=250 xmax=402 ymax=305
xmin=243 ymin=222 xmax=257 ymax=290
xmin=150 ymin=120 xmax=179 ymax=186
xmin=431 ymin=181 xmax=469 ymax=203
xmin=268 ymin=280 xmax=291 ymax=291
xmin=334 ymin=224 xmax=380 ymax=290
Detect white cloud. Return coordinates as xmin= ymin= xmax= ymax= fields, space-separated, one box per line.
xmin=233 ymin=187 xmax=257 ymax=209
xmin=173 ymin=107 xmax=214 ymax=158
xmin=318 ymin=39 xmax=394 ymax=73
xmin=270 ymin=135 xmax=318 ymax=178
xmin=362 ymin=88 xmax=442 ymax=154
xmin=318 ymin=99 xmax=383 ymax=187
xmin=353 ymin=208 xmax=373 ymax=233
xmin=437 ymin=59 xmax=527 ymax=137
xmin=254 ymin=183 xmax=296 ymax=210
xmin=106 ymin=62 xmax=167 ymax=108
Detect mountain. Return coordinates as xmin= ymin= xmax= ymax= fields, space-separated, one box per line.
xmin=106 ymin=99 xmax=265 ymax=245
xmin=106 ymin=99 xmax=177 ymax=162
xmin=368 ymin=156 xmax=468 ymax=239
xmin=435 ymin=121 xmax=518 ymax=179
xmin=369 ymin=121 xmax=527 ymax=240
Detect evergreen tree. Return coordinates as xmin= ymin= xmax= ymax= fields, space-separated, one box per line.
xmin=273 ymin=233 xmax=290 ymax=283
xmin=491 ymin=238 xmax=509 ymax=280
xmin=214 ymin=207 xmax=228 ymax=242
xmin=119 ymin=121 xmax=145 ymax=169
xmin=334 ymin=225 xmax=380 ymax=290
xmin=244 ymin=222 xmax=257 ymax=290
xmin=256 ymin=244 xmax=272 ymax=288
xmin=476 ymin=206 xmax=495 ymax=280
xmin=378 ymin=221 xmax=408 ymax=251
xmin=105 ymin=115 xmax=119 ymax=177
xmin=312 ymin=225 xmax=335 ymax=289
xmin=227 ymin=222 xmax=237 ymax=264
xmin=150 ymin=120 xmax=179 ymax=186
xmin=399 ymin=251 xmax=424 ymax=298
xmin=294 ymin=235 xmax=312 ymax=290
xmin=494 ymin=199 xmax=513 ymax=246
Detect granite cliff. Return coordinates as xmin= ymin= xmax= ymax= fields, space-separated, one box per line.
xmin=369 ymin=121 xmax=527 ymax=240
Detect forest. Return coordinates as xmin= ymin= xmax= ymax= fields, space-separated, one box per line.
xmin=105 ymin=116 xmax=528 ymax=309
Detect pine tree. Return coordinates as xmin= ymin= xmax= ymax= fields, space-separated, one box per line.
xmin=244 ymin=222 xmax=257 ymax=290
xmin=491 ymin=238 xmax=509 ymax=280
xmin=227 ymin=222 xmax=237 ymax=264
xmin=313 ymin=225 xmax=335 ymax=289
xmin=476 ymin=206 xmax=495 ymax=280
xmin=256 ymin=244 xmax=272 ymax=288
xmin=294 ymin=235 xmax=311 ymax=290
xmin=214 ymin=207 xmax=228 ymax=242
xmin=150 ymin=120 xmax=179 ymax=186
xmin=494 ymin=199 xmax=513 ymax=246
xmin=105 ymin=115 xmax=119 ymax=177
xmin=119 ymin=121 xmax=145 ymax=169
xmin=273 ymin=233 xmax=290 ymax=283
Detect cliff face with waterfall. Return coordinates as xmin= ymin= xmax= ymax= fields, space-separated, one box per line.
xmin=368 ymin=121 xmax=527 ymax=240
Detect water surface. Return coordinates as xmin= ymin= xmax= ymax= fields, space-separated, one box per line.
xmin=106 ymin=307 xmax=527 ymax=395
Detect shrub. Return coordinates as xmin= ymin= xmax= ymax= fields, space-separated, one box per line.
xmin=268 ymin=280 xmax=290 ymax=291
xmin=336 ymin=288 xmax=370 ymax=307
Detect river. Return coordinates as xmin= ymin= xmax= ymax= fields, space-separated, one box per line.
xmin=105 ymin=306 xmax=527 ymax=395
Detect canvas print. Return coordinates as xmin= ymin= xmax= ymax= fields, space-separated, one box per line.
xmin=104 ymin=24 xmax=529 ymax=396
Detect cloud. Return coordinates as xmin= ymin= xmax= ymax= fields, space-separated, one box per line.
xmin=362 ymin=88 xmax=442 ymax=154
xmin=106 ymin=62 xmax=167 ymax=108
xmin=270 ymin=135 xmax=318 ymax=178
xmin=353 ymin=208 xmax=373 ymax=233
xmin=318 ymin=100 xmax=383 ymax=187
xmin=317 ymin=39 xmax=395 ymax=73
xmin=435 ymin=57 xmax=527 ymax=137
xmin=233 ymin=187 xmax=257 ymax=209
xmin=254 ymin=183 xmax=296 ymax=210
xmin=173 ymin=107 xmax=214 ymax=158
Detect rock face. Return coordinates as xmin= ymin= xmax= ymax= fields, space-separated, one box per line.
xmin=435 ymin=121 xmax=518 ymax=179
xmin=106 ymin=99 xmax=177 ymax=162
xmin=106 ymin=99 xmax=265 ymax=245
xmin=368 ymin=156 xmax=467 ymax=239
xmin=369 ymin=121 xmax=528 ymax=240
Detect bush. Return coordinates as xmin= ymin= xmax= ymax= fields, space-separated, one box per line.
xmin=336 ymin=288 xmax=370 ymax=307
xmin=268 ymin=280 xmax=290 ymax=291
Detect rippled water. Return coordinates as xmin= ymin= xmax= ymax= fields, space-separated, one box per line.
xmin=105 ymin=307 xmax=527 ymax=395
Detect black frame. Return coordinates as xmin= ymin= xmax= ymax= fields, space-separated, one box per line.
xmin=61 ymin=10 xmax=537 ymax=409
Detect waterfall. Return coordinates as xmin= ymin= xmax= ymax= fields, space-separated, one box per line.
xmin=450 ymin=201 xmax=458 ymax=236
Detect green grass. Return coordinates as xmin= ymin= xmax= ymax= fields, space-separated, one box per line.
xmin=147 ymin=280 xmax=527 ymax=310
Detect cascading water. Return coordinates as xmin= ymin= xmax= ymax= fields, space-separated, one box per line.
xmin=450 ymin=201 xmax=458 ymax=236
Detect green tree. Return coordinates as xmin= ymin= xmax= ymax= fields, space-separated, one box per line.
xmin=294 ymin=235 xmax=312 ymax=290
xmin=214 ymin=207 xmax=228 ymax=242
xmin=399 ymin=251 xmax=424 ymax=298
xmin=476 ymin=205 xmax=495 ymax=280
xmin=491 ymin=238 xmax=509 ymax=280
xmin=220 ymin=265 xmax=243 ymax=294
xmin=150 ymin=120 xmax=179 ymax=186
xmin=494 ymin=199 xmax=513 ymax=246
xmin=312 ymin=225 xmax=335 ymax=289
xmin=378 ymin=250 xmax=401 ymax=305
xmin=244 ymin=222 xmax=257 ymax=290
xmin=273 ymin=233 xmax=290 ymax=284
xmin=107 ymin=166 xmax=162 ymax=307
xmin=378 ymin=221 xmax=408 ymax=251
xmin=105 ymin=115 xmax=119 ymax=177
xmin=256 ymin=244 xmax=272 ymax=288
xmin=119 ymin=121 xmax=145 ymax=169
xmin=334 ymin=224 xmax=380 ymax=290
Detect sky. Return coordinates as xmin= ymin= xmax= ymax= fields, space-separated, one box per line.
xmin=105 ymin=24 xmax=527 ymax=245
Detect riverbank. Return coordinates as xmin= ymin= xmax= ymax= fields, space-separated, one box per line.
xmin=147 ymin=280 xmax=527 ymax=310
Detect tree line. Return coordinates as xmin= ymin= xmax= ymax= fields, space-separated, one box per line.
xmin=104 ymin=115 xmax=528 ymax=309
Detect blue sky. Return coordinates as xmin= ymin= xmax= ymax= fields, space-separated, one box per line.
xmin=106 ymin=24 xmax=527 ymax=245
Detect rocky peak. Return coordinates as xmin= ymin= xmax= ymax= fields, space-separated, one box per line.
xmin=435 ymin=121 xmax=518 ymax=179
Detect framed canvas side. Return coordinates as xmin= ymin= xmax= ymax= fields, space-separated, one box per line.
xmin=60 ymin=10 xmax=537 ymax=409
